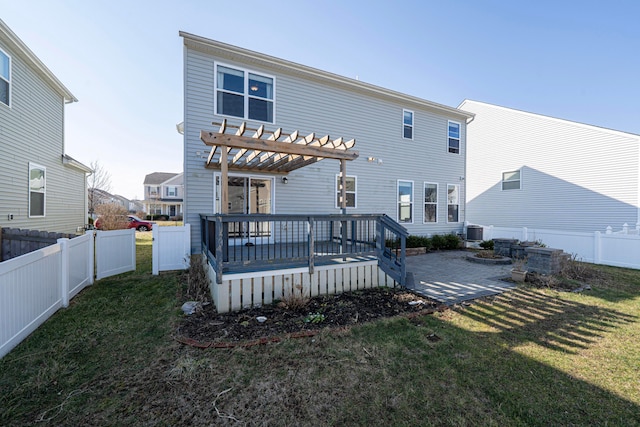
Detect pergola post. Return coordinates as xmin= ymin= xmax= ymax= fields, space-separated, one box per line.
xmin=220 ymin=145 xmax=228 ymax=214
xmin=340 ymin=159 xmax=347 ymax=258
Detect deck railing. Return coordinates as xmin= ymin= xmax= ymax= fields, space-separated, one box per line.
xmin=200 ymin=213 xmax=407 ymax=285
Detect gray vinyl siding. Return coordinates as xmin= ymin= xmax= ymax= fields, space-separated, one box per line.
xmin=184 ymin=43 xmax=468 ymax=252
xmin=0 ymin=37 xmax=86 ymax=234
xmin=462 ymin=100 xmax=640 ymax=233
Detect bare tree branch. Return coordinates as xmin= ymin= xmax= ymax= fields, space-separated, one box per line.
xmin=88 ymin=160 xmax=113 ymax=215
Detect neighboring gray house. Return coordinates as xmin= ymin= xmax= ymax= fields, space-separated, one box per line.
xmin=143 ymin=172 xmax=184 ymax=218
xmin=0 ymin=19 xmax=90 ymax=234
xmin=89 ymin=188 xmax=142 ymax=215
xmin=181 ymin=32 xmax=474 ymax=253
xmin=460 ymin=99 xmax=640 ymax=233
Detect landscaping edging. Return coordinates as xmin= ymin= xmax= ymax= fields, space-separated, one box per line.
xmin=466 ymin=253 xmax=512 ymax=265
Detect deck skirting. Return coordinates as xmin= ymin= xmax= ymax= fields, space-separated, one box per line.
xmin=204 ymin=257 xmax=397 ymax=313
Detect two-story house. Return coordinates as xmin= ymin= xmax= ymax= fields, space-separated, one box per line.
xmin=0 ymin=19 xmax=90 ymax=235
xmin=142 ymin=172 xmax=183 ymax=219
xmin=180 ymin=32 xmax=474 ymax=254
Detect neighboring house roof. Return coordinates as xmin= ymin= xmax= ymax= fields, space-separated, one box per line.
xmin=143 ymin=172 xmax=181 ymax=185
xmin=458 ymin=99 xmax=640 ymax=140
xmin=0 ymin=18 xmax=77 ymax=104
xmin=180 ymin=31 xmax=474 ymax=121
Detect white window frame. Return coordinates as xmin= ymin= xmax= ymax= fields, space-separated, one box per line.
xmin=403 ymin=109 xmax=414 ymax=140
xmin=166 ymin=186 xmax=178 ymax=197
xmin=0 ymin=47 xmax=11 ymax=108
xmin=501 ymin=169 xmax=522 ymax=191
xmin=335 ymin=174 xmax=357 ymax=209
xmin=423 ymin=182 xmax=438 ymax=223
xmin=448 ymin=120 xmax=461 ymax=154
xmin=214 ymin=62 xmax=276 ymax=123
xmin=447 ymin=184 xmax=460 ymax=223
xmin=397 ymin=180 xmax=414 ymax=224
xmin=28 ymin=162 xmax=46 ymax=218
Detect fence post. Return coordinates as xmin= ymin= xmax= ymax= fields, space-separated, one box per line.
xmin=152 ymin=226 xmax=159 ymax=275
xmin=486 ymin=225 xmax=494 ymax=241
xmin=183 ymin=223 xmax=191 ymax=269
xmin=308 ymin=217 xmax=315 ymax=275
xmin=88 ymin=231 xmax=95 ymax=284
xmin=594 ymin=231 xmax=601 ymax=264
xmin=522 ymin=227 xmax=528 ymax=242
xmin=622 ymin=223 xmax=629 ymax=234
xmin=58 ymin=238 xmax=70 ymax=308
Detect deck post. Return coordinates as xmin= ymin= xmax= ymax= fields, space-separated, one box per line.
xmin=340 ymin=160 xmax=347 ymax=259
xmin=308 ymin=217 xmax=315 ymax=274
xmin=215 ymin=215 xmax=224 ymax=284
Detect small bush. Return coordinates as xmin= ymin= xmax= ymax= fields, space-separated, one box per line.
xmin=407 ymin=235 xmax=431 ymax=249
xmin=95 ymin=203 xmax=128 ymax=230
xmin=444 ymin=233 xmax=461 ymax=250
xmin=431 ymin=234 xmax=446 ymax=250
xmin=277 ymin=284 xmax=309 ymax=311
xmin=479 ymin=240 xmax=494 ymax=250
xmin=185 ymin=255 xmax=211 ymax=303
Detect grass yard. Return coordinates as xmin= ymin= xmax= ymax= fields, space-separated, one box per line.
xmin=1 ymin=234 xmax=639 ymax=426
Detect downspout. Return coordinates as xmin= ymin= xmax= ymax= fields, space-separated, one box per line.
xmin=462 ymin=115 xmax=475 ymax=233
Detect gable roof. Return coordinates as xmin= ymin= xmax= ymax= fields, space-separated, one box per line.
xmin=459 ymin=99 xmax=640 ymax=140
xmin=180 ymin=31 xmax=474 ymax=121
xmin=0 ymin=18 xmax=77 ymax=103
xmin=144 ymin=172 xmax=181 ymax=185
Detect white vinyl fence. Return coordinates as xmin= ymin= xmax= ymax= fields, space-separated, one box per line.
xmin=1 ymin=229 xmax=136 ymax=358
xmin=152 ymin=224 xmax=191 ymax=275
xmin=477 ymin=223 xmax=640 ymax=270
xmin=96 ymin=229 xmax=136 ymax=279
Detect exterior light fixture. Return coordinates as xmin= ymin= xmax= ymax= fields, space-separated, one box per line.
xmin=282 ymin=177 xmax=288 ymax=184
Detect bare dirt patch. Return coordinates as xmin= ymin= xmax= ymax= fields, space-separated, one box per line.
xmin=176 ymin=287 xmax=443 ymax=346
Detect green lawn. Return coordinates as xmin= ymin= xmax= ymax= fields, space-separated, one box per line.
xmin=1 ymin=234 xmax=639 ymax=426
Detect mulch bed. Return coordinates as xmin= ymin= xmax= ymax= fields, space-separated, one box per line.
xmin=176 ymin=287 xmax=446 ymax=348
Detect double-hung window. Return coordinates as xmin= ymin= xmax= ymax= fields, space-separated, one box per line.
xmin=0 ymin=48 xmax=10 ymax=107
xmin=29 ymin=163 xmax=46 ymax=217
xmin=448 ymin=121 xmax=460 ymax=154
xmin=216 ymin=64 xmax=274 ymax=123
xmin=424 ymin=182 xmax=438 ymax=223
xmin=502 ymin=170 xmax=521 ymax=190
xmin=397 ymin=180 xmax=414 ymax=223
xmin=403 ymin=109 xmax=414 ymax=139
xmin=447 ymin=184 xmax=459 ymax=223
xmin=335 ymin=175 xmax=357 ymax=208
xmin=166 ymin=186 xmax=177 ymax=197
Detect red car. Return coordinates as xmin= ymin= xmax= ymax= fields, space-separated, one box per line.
xmin=94 ymin=215 xmax=153 ymax=231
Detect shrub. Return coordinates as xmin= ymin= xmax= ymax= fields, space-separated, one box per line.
xmin=431 ymin=234 xmax=446 ymax=250
xmin=444 ymin=233 xmax=461 ymax=250
xmin=95 ymin=203 xmax=128 ymax=230
xmin=479 ymin=240 xmax=494 ymax=250
xmin=407 ymin=235 xmax=431 ymax=249
xmin=185 ymin=255 xmax=211 ymax=303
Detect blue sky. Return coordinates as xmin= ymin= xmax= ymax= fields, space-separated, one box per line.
xmin=2 ymin=0 xmax=639 ymax=199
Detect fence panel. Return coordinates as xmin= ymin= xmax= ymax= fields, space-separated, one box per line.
xmin=0 ymin=244 xmax=63 ymax=358
xmin=67 ymin=233 xmax=94 ymax=298
xmin=600 ymin=234 xmax=640 ymax=269
xmin=96 ymin=229 xmax=136 ymax=280
xmin=152 ymin=224 xmax=191 ymax=275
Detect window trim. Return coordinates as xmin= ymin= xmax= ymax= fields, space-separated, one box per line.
xmin=335 ymin=174 xmax=357 ymax=209
xmin=447 ymin=183 xmax=460 ymax=223
xmin=214 ymin=61 xmax=276 ymax=123
xmin=447 ymin=120 xmax=461 ymax=154
xmin=0 ymin=46 xmax=11 ymax=108
xmin=28 ymin=162 xmax=46 ymax=218
xmin=423 ymin=182 xmax=438 ymax=224
xmin=166 ymin=186 xmax=178 ymax=197
xmin=501 ymin=169 xmax=522 ymax=191
xmin=397 ymin=179 xmax=414 ymax=224
xmin=402 ymin=109 xmax=414 ymax=140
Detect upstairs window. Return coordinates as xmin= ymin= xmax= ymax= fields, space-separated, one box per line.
xmin=502 ymin=170 xmax=521 ymax=190
xmin=403 ymin=109 xmax=414 ymax=139
xmin=29 ymin=163 xmax=46 ymax=217
xmin=166 ymin=186 xmax=178 ymax=197
xmin=447 ymin=184 xmax=459 ymax=223
xmin=0 ymin=48 xmax=10 ymax=107
xmin=397 ymin=180 xmax=414 ymax=223
xmin=148 ymin=186 xmax=159 ymax=196
xmin=216 ymin=64 xmax=274 ymax=123
xmin=448 ymin=121 xmax=460 ymax=154
xmin=424 ymin=182 xmax=438 ymax=223
xmin=335 ymin=175 xmax=357 ymax=208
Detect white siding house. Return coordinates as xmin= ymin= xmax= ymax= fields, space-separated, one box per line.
xmin=142 ymin=172 xmax=184 ymax=218
xmin=0 ymin=19 xmax=90 ymax=234
xmin=460 ymin=100 xmax=640 ymax=233
xmin=181 ymin=32 xmax=474 ymax=253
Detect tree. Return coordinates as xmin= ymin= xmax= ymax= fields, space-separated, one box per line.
xmin=88 ymin=160 xmax=112 ymax=216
